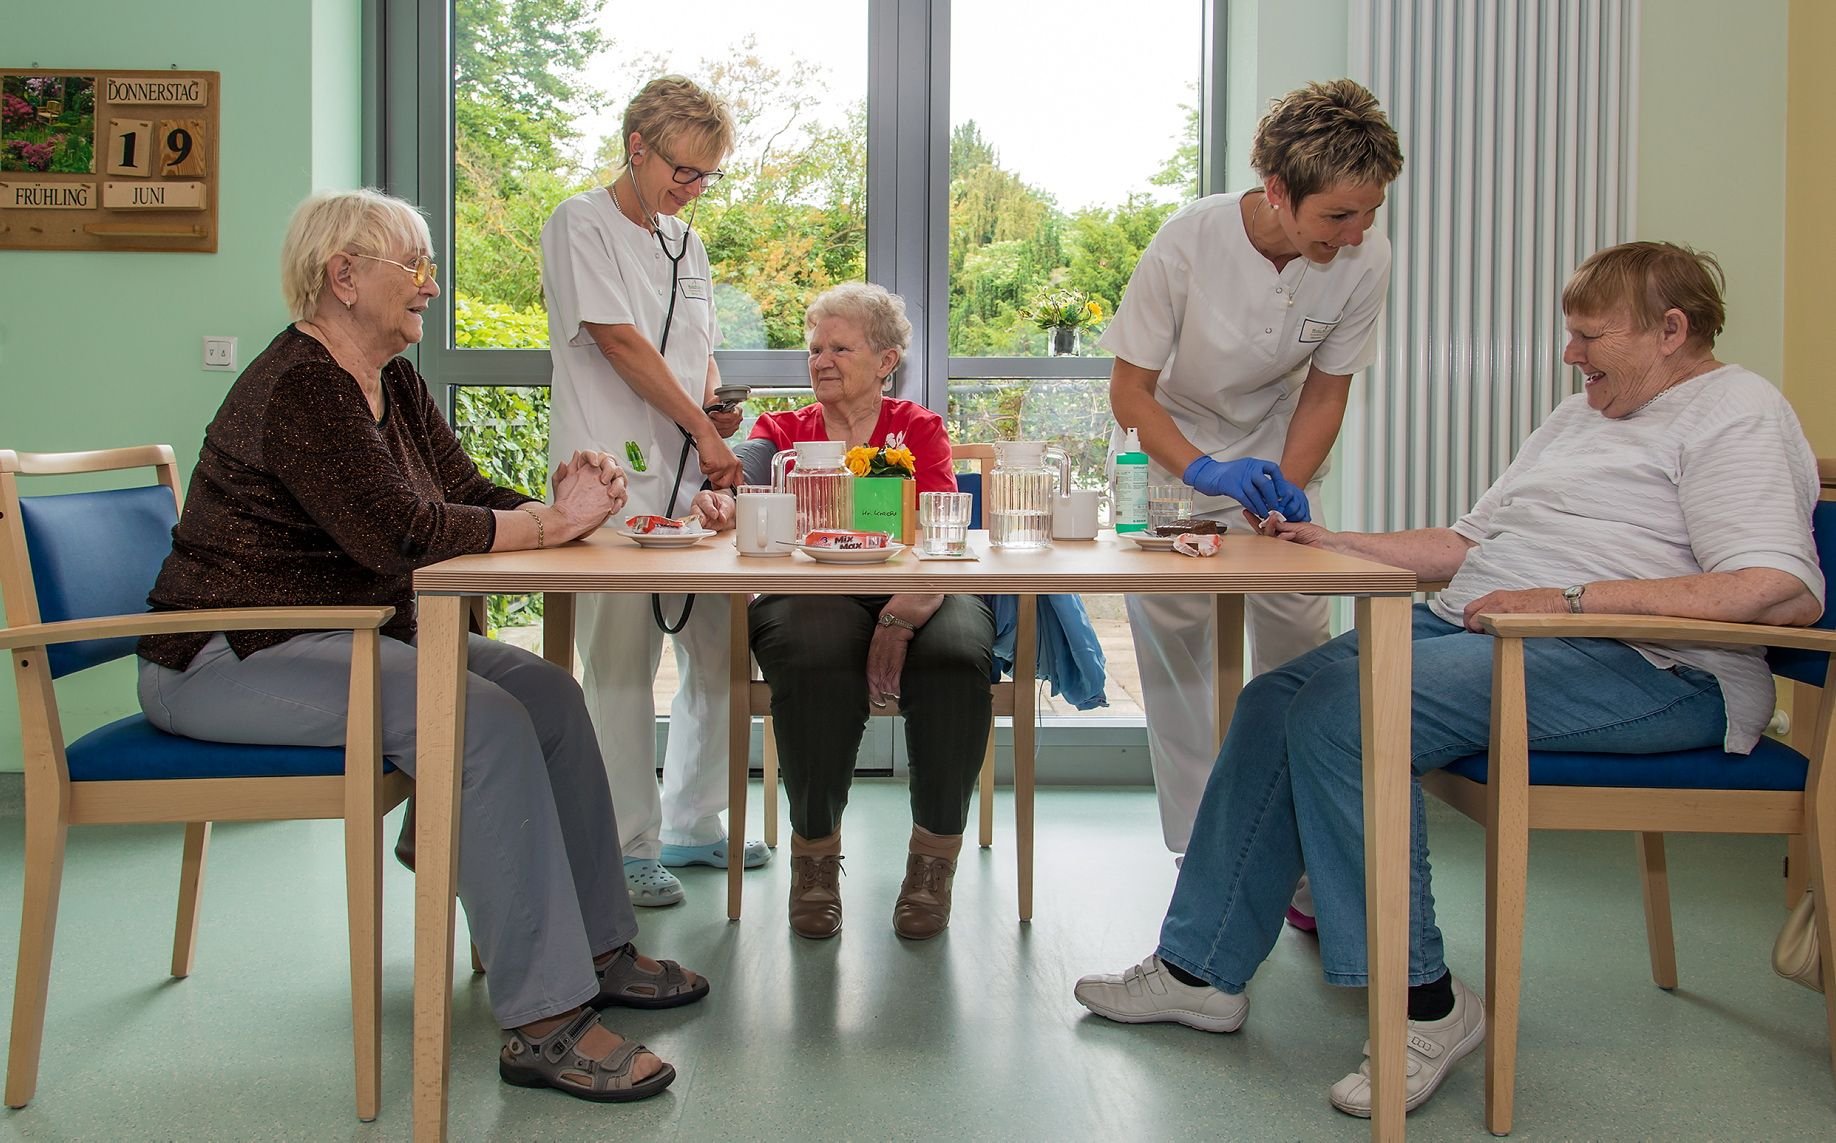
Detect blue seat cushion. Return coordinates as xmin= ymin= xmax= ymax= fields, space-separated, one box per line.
xmin=1442 ymin=735 xmax=1808 ymax=792
xmin=66 ymin=715 xmax=394 ymax=781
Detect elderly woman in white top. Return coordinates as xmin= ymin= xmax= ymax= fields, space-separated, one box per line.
xmin=1075 ymin=241 xmax=1823 ymax=1118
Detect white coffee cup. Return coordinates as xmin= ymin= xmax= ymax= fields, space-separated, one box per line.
xmin=736 ymin=492 xmax=797 ymax=557
xmin=1052 ymin=489 xmax=1101 ymax=540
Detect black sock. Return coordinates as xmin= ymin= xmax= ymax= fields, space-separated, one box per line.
xmin=1408 ymin=970 xmax=1454 ymax=1021
xmin=1163 ymin=960 xmax=1211 ymax=988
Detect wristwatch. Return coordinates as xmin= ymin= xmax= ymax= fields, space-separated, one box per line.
xmin=877 ymin=612 xmax=917 ymax=632
xmin=1562 ymin=584 xmax=1586 ymax=614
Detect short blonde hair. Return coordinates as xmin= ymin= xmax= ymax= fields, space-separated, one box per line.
xmin=280 ymin=189 xmax=432 ymax=321
xmin=620 ymin=76 xmax=736 ymax=168
xmin=1250 ymin=79 xmax=1404 ymax=205
xmin=805 ymin=282 xmax=913 ymax=356
xmin=1562 ymin=241 xmax=1727 ymax=349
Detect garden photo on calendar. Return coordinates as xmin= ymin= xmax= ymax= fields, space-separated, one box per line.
xmin=1 ymin=75 xmax=96 ymax=174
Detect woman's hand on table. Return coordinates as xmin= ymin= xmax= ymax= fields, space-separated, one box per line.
xmin=550 ymin=452 xmax=627 ymax=539
xmin=690 ymin=489 xmax=736 ymax=531
xmin=1250 ymin=511 xmax=1331 ymax=546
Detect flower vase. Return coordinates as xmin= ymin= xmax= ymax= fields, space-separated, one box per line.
xmin=852 ymin=475 xmax=916 ymax=544
xmin=1048 ymin=325 xmax=1080 ymax=356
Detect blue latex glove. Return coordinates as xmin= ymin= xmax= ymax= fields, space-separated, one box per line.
xmin=1275 ymin=483 xmax=1312 ymax=523
xmin=1182 ymin=456 xmax=1296 ymax=518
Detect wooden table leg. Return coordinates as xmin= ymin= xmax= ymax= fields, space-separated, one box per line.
xmin=1014 ymin=593 xmax=1037 ymax=922
xmin=413 ymin=595 xmax=468 ymax=1142
xmin=728 ymin=593 xmax=750 ymax=921
xmin=1213 ymin=593 xmax=1244 ymax=743
xmin=1357 ymin=594 xmax=1412 ymax=1141
xmin=542 ymin=592 xmax=576 ymax=673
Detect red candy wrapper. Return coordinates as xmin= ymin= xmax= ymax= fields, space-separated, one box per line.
xmin=802 ymin=529 xmax=890 ymax=550
xmin=626 ymin=514 xmax=692 ymax=535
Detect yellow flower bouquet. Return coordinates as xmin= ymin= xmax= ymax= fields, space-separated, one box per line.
xmin=845 ymin=444 xmax=917 ymax=478
xmin=1025 ymin=288 xmax=1105 ymax=331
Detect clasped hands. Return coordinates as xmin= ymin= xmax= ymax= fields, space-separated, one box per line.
xmin=549 ymin=450 xmax=630 ymax=537
xmin=1182 ymin=456 xmax=1310 ymax=522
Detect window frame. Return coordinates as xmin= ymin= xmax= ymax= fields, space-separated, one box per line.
xmin=373 ymin=0 xmax=1226 ymax=410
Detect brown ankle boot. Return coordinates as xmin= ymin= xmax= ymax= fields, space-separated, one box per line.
xmin=893 ymin=852 xmax=958 ymax=941
xmin=788 ymin=833 xmax=844 ymax=939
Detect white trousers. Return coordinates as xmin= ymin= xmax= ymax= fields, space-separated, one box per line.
xmin=576 ymin=590 xmax=731 ymax=857
xmin=1126 ymin=588 xmax=1330 ymax=854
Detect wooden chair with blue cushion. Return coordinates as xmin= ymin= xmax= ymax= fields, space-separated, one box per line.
xmin=1420 ymin=499 xmax=1836 ymax=1135
xmin=0 ymin=445 xmax=410 ymax=1121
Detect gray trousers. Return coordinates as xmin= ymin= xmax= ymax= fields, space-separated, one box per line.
xmin=137 ymin=631 xmax=637 ymax=1028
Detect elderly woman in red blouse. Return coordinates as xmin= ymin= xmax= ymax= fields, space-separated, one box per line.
xmin=747 ymin=283 xmax=994 ymax=942
xmin=136 ymin=189 xmax=704 ymax=1104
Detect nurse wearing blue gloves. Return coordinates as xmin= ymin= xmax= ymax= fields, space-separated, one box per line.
xmin=1101 ymin=79 xmax=1404 ymax=891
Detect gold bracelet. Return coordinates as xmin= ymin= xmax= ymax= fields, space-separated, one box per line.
xmin=519 ymin=507 xmax=545 ymax=550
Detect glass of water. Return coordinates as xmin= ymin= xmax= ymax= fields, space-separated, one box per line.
xmin=1147 ymin=482 xmax=1193 ymax=533
xmin=918 ymin=491 xmax=974 ymax=556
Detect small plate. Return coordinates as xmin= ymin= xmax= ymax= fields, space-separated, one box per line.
xmin=796 ymin=542 xmax=907 ymax=564
xmin=615 ymin=527 xmax=713 ymax=549
xmin=1122 ymin=533 xmax=1180 ymax=552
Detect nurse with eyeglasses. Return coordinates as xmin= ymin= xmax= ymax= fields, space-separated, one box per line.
xmin=541 ymin=75 xmax=768 ymax=910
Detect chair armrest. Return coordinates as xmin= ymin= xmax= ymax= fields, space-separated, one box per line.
xmin=0 ymin=605 xmax=395 ymax=652
xmin=1474 ymin=611 xmax=1836 ymax=654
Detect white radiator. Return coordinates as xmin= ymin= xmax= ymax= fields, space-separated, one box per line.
xmin=1340 ymin=0 xmax=1640 ymax=532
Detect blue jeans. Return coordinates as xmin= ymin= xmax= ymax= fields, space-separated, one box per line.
xmin=1157 ymin=604 xmax=1728 ymax=991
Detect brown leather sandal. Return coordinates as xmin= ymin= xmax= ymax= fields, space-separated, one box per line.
xmin=498 ymin=1008 xmax=675 ymax=1103
xmin=591 ymin=943 xmax=710 ymax=1010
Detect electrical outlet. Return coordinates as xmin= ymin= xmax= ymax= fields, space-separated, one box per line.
xmin=203 ymin=336 xmax=237 ymax=371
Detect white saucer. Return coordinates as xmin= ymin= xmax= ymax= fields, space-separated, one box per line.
xmin=796 ymin=542 xmax=906 ymax=564
xmin=615 ymin=527 xmax=713 ymax=548
xmin=1121 ymin=533 xmax=1180 ymax=552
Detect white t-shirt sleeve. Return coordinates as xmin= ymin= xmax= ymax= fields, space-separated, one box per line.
xmin=551 ymin=200 xmax=636 ymax=350
xmin=1310 ymin=242 xmax=1392 ymax=377
xmin=1676 ymin=404 xmax=1824 ymax=604
xmin=1098 ymin=227 xmax=1188 ymax=372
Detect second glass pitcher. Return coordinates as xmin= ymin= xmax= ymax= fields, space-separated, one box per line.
xmin=987 ymin=441 xmax=1068 ymax=550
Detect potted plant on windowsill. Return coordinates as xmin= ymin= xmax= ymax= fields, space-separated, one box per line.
xmin=847 ymin=435 xmax=918 ymax=544
xmin=1026 ymin=288 xmax=1105 ymax=356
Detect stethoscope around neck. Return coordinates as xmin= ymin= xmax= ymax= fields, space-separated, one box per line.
xmin=623 ymin=166 xmax=705 ymax=635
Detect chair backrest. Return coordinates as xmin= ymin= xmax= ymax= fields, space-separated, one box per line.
xmin=0 ymin=446 xmax=183 ymax=678
xmin=1766 ymin=499 xmax=1836 ymax=687
xmin=951 ymin=443 xmax=994 ymax=530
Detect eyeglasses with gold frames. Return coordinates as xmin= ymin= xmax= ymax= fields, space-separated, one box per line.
xmin=352 ymin=252 xmax=438 ymax=286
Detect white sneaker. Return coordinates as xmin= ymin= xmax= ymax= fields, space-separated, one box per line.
xmin=1328 ymin=974 xmax=1486 ymax=1117
xmin=1073 ymin=955 xmax=1249 ymax=1033
xmin=1286 ymin=873 xmax=1317 ymax=933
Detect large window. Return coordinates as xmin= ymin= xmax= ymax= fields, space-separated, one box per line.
xmin=394 ymin=0 xmax=1225 ymax=728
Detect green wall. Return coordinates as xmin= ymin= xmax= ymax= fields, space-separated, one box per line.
xmin=0 ymin=1 xmax=363 ymax=768
xmin=1637 ymin=0 xmax=1789 ymax=389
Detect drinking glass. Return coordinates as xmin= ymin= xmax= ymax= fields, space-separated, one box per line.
xmin=918 ymin=491 xmax=974 ymax=556
xmin=1147 ymin=482 xmax=1193 ymax=533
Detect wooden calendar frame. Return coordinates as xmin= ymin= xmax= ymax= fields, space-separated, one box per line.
xmin=0 ymin=69 xmax=220 ymax=253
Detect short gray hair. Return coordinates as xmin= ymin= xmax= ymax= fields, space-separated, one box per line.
xmin=280 ymin=189 xmax=433 ymax=321
xmin=804 ymin=282 xmax=913 ymax=355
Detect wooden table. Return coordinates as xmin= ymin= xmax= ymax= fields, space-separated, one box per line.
xmin=410 ymin=530 xmax=1418 ymax=1141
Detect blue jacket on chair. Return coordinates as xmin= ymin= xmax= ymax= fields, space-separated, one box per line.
xmin=989 ymin=593 xmax=1108 ymax=710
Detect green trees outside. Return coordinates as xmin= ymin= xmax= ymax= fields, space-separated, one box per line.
xmin=446 ymin=2 xmax=1198 ymax=623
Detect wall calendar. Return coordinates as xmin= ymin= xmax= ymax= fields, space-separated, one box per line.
xmin=0 ymin=69 xmax=220 ymax=253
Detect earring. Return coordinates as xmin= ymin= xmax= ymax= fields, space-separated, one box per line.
xmin=344 ymin=296 xmax=354 ymax=311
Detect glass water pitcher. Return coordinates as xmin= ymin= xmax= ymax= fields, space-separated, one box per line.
xmin=987 ymin=441 xmax=1069 ymax=550
xmin=770 ymin=440 xmax=855 ymax=537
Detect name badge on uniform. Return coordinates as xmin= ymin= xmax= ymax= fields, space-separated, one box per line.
xmin=678 ymin=277 xmax=710 ymax=300
xmin=1298 ymin=317 xmax=1338 ymax=343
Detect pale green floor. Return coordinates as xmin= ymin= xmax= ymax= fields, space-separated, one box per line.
xmin=0 ymin=782 xmax=1832 ymax=1142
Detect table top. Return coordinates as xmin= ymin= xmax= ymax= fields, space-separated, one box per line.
xmin=413 ymin=529 xmax=1417 ymax=596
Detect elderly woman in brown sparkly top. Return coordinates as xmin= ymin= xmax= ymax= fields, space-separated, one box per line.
xmin=136 ymin=189 xmax=706 ymax=1104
